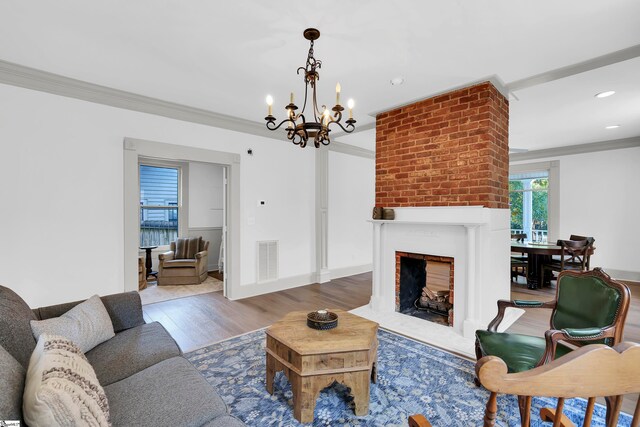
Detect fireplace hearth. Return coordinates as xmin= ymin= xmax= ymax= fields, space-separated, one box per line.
xmin=396 ymin=252 xmax=454 ymax=327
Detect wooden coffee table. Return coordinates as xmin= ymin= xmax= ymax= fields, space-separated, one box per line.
xmin=265 ymin=310 xmax=378 ymax=423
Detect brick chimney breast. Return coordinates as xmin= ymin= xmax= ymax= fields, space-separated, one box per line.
xmin=375 ymin=82 xmax=509 ymax=208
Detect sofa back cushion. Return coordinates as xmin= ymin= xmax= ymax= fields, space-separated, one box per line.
xmin=175 ymin=237 xmax=202 ymax=259
xmin=0 ymin=345 xmax=25 ymax=422
xmin=0 ymin=285 xmax=37 ymax=368
xmin=30 ymin=295 xmax=115 ymax=353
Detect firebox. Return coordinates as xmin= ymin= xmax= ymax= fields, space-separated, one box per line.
xmin=395 ymin=252 xmax=454 ymax=327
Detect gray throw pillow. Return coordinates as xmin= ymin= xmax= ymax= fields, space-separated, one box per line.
xmin=30 ymin=295 xmax=115 ymax=353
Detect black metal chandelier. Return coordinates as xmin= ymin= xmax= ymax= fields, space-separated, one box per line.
xmin=264 ymin=28 xmax=356 ymax=148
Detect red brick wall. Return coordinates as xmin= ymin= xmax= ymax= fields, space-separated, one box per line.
xmin=376 ymin=82 xmax=509 ymax=208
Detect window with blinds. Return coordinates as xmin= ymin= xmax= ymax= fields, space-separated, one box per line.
xmin=140 ymin=165 xmax=180 ymax=246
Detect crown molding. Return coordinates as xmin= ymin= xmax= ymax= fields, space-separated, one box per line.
xmin=507 ymin=44 xmax=640 ymax=93
xmin=0 ymin=59 xmax=280 ymax=140
xmin=0 ymin=59 xmax=375 ymax=157
xmin=368 ymin=76 xmax=509 ymax=118
xmin=328 ymin=141 xmax=375 ymax=159
xmin=509 ymin=136 xmax=640 ymax=162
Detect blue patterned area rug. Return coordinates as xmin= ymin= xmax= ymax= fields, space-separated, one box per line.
xmin=187 ymin=328 xmax=631 ymax=427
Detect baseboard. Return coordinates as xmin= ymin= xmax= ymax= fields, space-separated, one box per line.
xmin=602 ymin=268 xmax=640 ymax=282
xmin=226 ymin=263 xmax=373 ymax=300
xmin=329 ymin=264 xmax=373 ymax=280
xmin=226 ymin=273 xmax=315 ymax=300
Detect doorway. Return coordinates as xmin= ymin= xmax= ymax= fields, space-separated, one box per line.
xmin=123 ymin=138 xmax=240 ymax=298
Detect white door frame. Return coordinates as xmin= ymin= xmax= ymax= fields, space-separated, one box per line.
xmin=123 ymin=138 xmax=240 ymax=298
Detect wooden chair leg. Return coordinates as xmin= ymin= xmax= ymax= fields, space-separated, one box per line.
xmin=483 ymin=392 xmax=498 ymax=427
xmin=408 ymin=414 xmax=432 ymax=427
xmin=583 ymin=397 xmax=596 ymax=426
xmin=518 ymin=395 xmax=532 ymax=427
xmin=606 ymin=395 xmax=623 ymax=427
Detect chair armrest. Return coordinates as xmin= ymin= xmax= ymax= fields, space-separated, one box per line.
xmin=158 ymin=251 xmax=174 ymax=261
xmin=33 ymin=292 xmax=145 ymax=333
xmin=540 ymin=326 xmax=617 ymax=366
xmin=487 ymin=299 xmax=556 ymax=331
xmin=194 ymin=250 xmax=208 ymax=260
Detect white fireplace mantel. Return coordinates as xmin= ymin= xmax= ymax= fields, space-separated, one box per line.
xmin=369 ymin=206 xmax=511 ymax=340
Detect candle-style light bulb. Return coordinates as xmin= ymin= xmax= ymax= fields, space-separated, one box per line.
xmin=290 ymin=92 xmax=294 ymax=104
xmin=266 ymin=95 xmax=273 ymax=116
xmin=335 ymin=82 xmax=341 ymax=105
xmin=347 ymin=98 xmax=355 ymax=119
xmin=322 ymin=108 xmax=330 ymax=126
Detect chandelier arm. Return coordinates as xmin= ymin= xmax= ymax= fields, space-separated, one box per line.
xmin=330 ymin=120 xmax=357 ymax=134
xmin=265 ymin=118 xmax=296 ymax=131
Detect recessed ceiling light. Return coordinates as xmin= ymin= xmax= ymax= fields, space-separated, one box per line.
xmin=605 ymin=125 xmax=620 ymax=129
xmin=595 ymin=91 xmax=615 ymax=98
xmin=390 ymin=77 xmax=405 ymax=86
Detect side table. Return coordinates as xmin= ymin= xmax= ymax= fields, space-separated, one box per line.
xmin=139 ymin=245 xmax=158 ymax=280
xmin=266 ymin=310 xmax=378 ymax=423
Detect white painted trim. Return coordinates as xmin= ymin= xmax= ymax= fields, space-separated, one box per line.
xmin=601 ymin=268 xmax=640 ymax=282
xmin=0 ymin=59 xmax=375 ymax=158
xmin=315 ymin=149 xmax=330 ymax=283
xmin=0 ymin=59 xmax=274 ymax=140
xmin=510 ymin=137 xmax=640 ymax=162
xmin=328 ymin=141 xmax=375 ymax=159
xmin=329 ymin=264 xmax=372 ymax=280
xmin=507 ymin=44 xmax=640 ymax=93
xmin=226 ymin=273 xmax=315 ymax=300
xmin=509 ymin=161 xmax=560 ymax=243
xmin=123 ymin=138 xmax=241 ymax=301
xmin=369 ymin=76 xmax=509 ymax=117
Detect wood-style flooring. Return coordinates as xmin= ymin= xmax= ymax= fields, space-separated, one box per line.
xmin=142 ymin=272 xmax=372 ymax=353
xmin=143 ymin=272 xmax=639 ymax=415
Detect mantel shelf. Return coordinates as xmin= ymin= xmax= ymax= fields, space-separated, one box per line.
xmin=368 ymin=219 xmax=489 ymax=227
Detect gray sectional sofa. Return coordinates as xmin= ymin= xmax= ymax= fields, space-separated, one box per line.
xmin=0 ymin=285 xmax=246 ymax=427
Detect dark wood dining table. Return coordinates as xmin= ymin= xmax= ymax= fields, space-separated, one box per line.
xmin=510 ymin=242 xmax=595 ymax=289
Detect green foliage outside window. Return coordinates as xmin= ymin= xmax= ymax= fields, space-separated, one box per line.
xmin=509 ymin=178 xmax=548 ymax=232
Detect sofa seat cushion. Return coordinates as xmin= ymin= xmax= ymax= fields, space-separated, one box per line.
xmin=476 ymin=330 xmax=572 ymax=373
xmin=163 ymin=259 xmax=198 ymax=268
xmin=104 ymin=356 xmax=228 ymax=427
xmin=86 ymin=321 xmax=181 ymax=386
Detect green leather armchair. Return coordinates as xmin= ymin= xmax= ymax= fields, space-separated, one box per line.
xmin=475 ymin=268 xmax=631 ymax=423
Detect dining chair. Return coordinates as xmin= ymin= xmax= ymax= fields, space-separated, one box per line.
xmin=511 ymin=233 xmax=528 ymax=282
xmin=543 ymin=238 xmax=594 ymax=282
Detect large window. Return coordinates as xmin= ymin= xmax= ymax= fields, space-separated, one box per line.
xmin=140 ymin=165 xmax=180 ymax=246
xmin=509 ymin=171 xmax=549 ymax=243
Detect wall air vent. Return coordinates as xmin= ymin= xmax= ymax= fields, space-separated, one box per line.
xmin=257 ymin=240 xmax=278 ymax=283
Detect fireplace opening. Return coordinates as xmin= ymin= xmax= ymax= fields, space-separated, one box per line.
xmin=396 ymin=252 xmax=454 ymax=327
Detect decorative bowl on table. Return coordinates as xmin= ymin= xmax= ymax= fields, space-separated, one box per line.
xmin=307 ymin=309 xmax=338 ymax=330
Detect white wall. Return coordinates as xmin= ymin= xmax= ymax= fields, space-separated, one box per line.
xmin=327 ymin=151 xmax=374 ymax=274
xmin=0 ymin=83 xmax=315 ymax=307
xmin=188 ymin=162 xmax=224 ymax=228
xmin=511 ymin=146 xmax=640 ymax=274
xmin=187 ymin=162 xmax=224 ymax=272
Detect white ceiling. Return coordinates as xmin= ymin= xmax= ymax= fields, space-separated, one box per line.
xmin=1 ymin=0 xmax=639 ymax=152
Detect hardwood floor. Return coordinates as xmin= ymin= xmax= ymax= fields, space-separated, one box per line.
xmin=143 ymin=272 xmax=639 ymax=414
xmin=143 ymin=272 xmax=372 ymax=353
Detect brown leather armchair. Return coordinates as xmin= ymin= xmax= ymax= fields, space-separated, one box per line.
xmin=157 ymin=237 xmax=209 ymax=285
